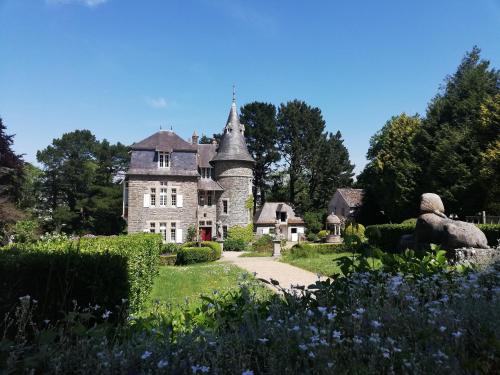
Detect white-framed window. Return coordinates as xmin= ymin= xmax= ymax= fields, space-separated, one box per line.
xmin=171 ymin=188 xmax=177 ymax=207
xmin=200 ymin=167 xmax=212 ymax=179
xmin=199 ymin=220 xmax=205 ymax=226
xmin=207 ymin=191 xmax=213 ymax=206
xmin=199 ymin=191 xmax=205 ymax=206
xmin=150 ymin=188 xmax=156 ymax=207
xmin=160 ymin=187 xmax=167 ymax=207
xmin=206 ymin=220 xmax=212 ymax=226
xmin=170 ymin=222 xmax=176 ymax=242
xmin=149 ymin=222 xmax=156 ymax=233
xmin=158 ymin=152 xmax=170 ymax=168
xmin=222 ymin=199 xmax=228 ymax=214
xmin=159 ymin=222 xmax=167 ymax=242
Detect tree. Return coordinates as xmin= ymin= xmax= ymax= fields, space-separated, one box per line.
xmin=414 ymin=46 xmax=499 ymax=215
xmin=240 ymin=102 xmax=280 ymax=210
xmin=0 ymin=117 xmax=24 ymax=237
xmin=357 ymin=114 xmax=421 ymax=223
xmin=199 ymin=133 xmax=222 ymax=144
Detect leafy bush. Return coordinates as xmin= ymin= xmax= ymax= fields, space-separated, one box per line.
xmin=317 ymin=230 xmax=329 ymax=240
xmin=344 ymin=223 xmax=365 ymax=239
xmin=182 ymin=241 xmax=222 ymax=253
xmin=303 ymin=211 xmax=324 ymax=234
xmin=252 ymin=234 xmax=273 ymax=253
xmin=401 ymin=218 xmax=417 ymax=225
xmin=10 ymin=219 xmax=40 ymax=243
xmin=227 ymin=224 xmax=253 ymax=243
xmin=159 ymin=254 xmax=177 ymax=266
xmin=477 ymin=224 xmax=500 ymax=247
xmin=176 ymin=246 xmax=221 ymax=265
xmin=306 ymin=232 xmax=319 ymax=242
xmin=365 ymin=224 xmax=415 ymax=252
xmin=289 ymin=243 xmax=344 ymax=258
xmin=0 ymin=234 xmax=162 ymax=321
xmin=161 ymin=242 xmax=180 ymax=254
xmin=186 ymin=225 xmax=197 ymax=242
xmin=224 ymin=238 xmax=247 ymax=251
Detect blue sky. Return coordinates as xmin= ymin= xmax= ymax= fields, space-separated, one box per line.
xmin=1 ymin=0 xmax=499 ymax=174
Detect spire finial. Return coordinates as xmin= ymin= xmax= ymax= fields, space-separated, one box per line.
xmin=232 ymin=84 xmax=236 ymax=103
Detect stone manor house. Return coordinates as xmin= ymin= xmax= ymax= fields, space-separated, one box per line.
xmin=123 ymin=98 xmax=255 ymax=243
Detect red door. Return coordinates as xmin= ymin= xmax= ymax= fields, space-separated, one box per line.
xmin=201 ymin=227 xmax=212 ymax=241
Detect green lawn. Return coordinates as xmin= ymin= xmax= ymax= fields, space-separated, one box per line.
xmin=239 ymin=250 xmax=272 ymax=257
xmin=281 ymin=252 xmax=381 ymax=276
xmin=143 ymin=262 xmax=270 ymax=314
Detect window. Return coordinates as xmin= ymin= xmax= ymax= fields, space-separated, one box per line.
xmin=160 ymin=188 xmax=167 ymax=206
xmin=200 ymin=167 xmax=212 ymax=179
xmin=207 ymin=192 xmax=212 ymax=206
xmin=150 ymin=188 xmax=156 ymax=206
xmin=223 ymin=225 xmax=228 ymax=239
xmin=171 ymin=188 xmax=177 ymax=206
xmin=149 ymin=222 xmax=156 ymax=233
xmin=206 ymin=220 xmax=212 ymax=226
xmin=199 ymin=221 xmax=205 ymax=226
xmin=222 ymin=199 xmax=228 ymax=214
xmin=170 ymin=222 xmax=176 ymax=242
xmin=158 ymin=152 xmax=170 ymax=168
xmin=199 ymin=191 xmax=205 ymax=206
xmin=159 ymin=222 xmax=167 ymax=242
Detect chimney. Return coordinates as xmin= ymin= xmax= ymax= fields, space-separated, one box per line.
xmin=192 ymin=130 xmax=199 ymax=145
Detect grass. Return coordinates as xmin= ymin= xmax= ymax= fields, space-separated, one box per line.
xmin=281 ymin=251 xmax=381 ymax=276
xmin=142 ymin=263 xmax=271 ymax=314
xmin=239 ymin=250 xmax=272 ymax=257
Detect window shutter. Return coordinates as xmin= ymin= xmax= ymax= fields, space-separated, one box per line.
xmin=176 ymin=194 xmax=183 ymax=208
xmin=143 ymin=194 xmax=150 ymax=207
xmin=176 ymin=228 xmax=183 ymax=243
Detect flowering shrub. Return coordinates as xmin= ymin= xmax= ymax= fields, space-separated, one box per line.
xmin=2 ymin=261 xmax=499 ymax=373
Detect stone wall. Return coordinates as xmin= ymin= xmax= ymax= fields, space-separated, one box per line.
xmin=127 ymin=175 xmax=198 ymax=242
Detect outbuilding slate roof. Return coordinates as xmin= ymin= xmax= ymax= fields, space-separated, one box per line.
xmin=254 ymin=202 xmax=305 ymax=225
xmin=211 ymin=101 xmax=255 ymax=164
xmin=131 ymin=130 xmax=197 ymax=152
xmin=338 ymin=188 xmax=364 ymax=208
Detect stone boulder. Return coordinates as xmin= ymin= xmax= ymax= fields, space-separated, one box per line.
xmin=442 ymin=220 xmax=489 ymax=250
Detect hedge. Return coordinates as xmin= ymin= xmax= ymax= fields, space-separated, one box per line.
xmin=176 ymin=245 xmax=221 ymax=265
xmin=366 ymin=223 xmax=500 ymax=251
xmin=0 ymin=234 xmax=162 ymax=322
xmin=159 ymin=254 xmax=177 ymax=266
xmin=289 ymin=243 xmax=344 ymax=258
xmin=227 ymin=224 xmax=253 ymax=243
xmin=224 ymin=238 xmax=247 ymax=251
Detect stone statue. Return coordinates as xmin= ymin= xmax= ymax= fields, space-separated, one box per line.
xmin=409 ymin=193 xmax=489 ymax=250
xmin=216 ymin=221 xmax=223 ymax=240
xmin=274 ymin=219 xmax=282 ymax=240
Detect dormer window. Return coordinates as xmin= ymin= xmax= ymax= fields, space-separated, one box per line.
xmin=158 ymin=152 xmax=170 ymax=168
xmin=200 ymin=167 xmax=212 ymax=179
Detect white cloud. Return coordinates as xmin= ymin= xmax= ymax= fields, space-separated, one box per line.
xmin=146 ymin=97 xmax=168 ymax=109
xmin=46 ymin=0 xmax=109 ymax=8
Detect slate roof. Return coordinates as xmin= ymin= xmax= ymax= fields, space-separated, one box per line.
xmin=211 ymin=101 xmax=255 ymax=164
xmin=254 ymin=202 xmax=305 ymax=225
xmin=197 ymin=144 xmax=217 ymax=168
xmin=338 ymin=188 xmax=364 ymax=208
xmin=198 ymin=179 xmax=224 ymax=191
xmin=127 ymin=168 xmax=199 ymax=177
xmin=131 ymin=130 xmax=197 ymax=152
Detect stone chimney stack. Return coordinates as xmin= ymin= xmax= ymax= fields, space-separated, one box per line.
xmin=192 ymin=130 xmax=199 ymax=145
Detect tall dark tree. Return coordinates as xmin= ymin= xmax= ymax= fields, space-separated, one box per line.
xmin=414 ymin=46 xmax=499 ymax=215
xmin=240 ymin=102 xmax=280 ymax=210
xmin=199 ymin=133 xmax=222 ymax=144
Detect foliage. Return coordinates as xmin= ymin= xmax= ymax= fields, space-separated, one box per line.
xmin=159 ymin=254 xmax=177 ymax=266
xmin=160 ymin=242 xmax=180 ymax=254
xmin=343 ymin=223 xmax=366 ymax=239
xmin=36 ymin=130 xmax=129 ymax=234
xmin=401 ymin=218 xmax=417 ymax=225
xmin=182 ymin=241 xmax=221 ymax=253
xmin=251 ymin=234 xmax=273 ymax=253
xmin=288 ymin=243 xmax=345 ymax=258
xmin=240 ymin=102 xmax=280 ymax=210
xmin=0 ymin=234 xmax=162 ymax=322
xmin=306 ymin=232 xmax=318 ymax=242
xmin=477 ymin=224 xmax=500 ymax=247
xmin=176 ymin=246 xmax=221 ymax=265
xmin=227 ymin=224 xmax=253 ymax=243
xmin=3 ymin=262 xmax=499 ymax=373
xmin=276 ymin=100 xmax=354 ymax=214
xmin=9 ymin=219 xmax=40 ymax=243
xmin=317 ymin=229 xmax=329 ymax=240
xmin=223 ymin=238 xmax=247 ymax=252
xmin=186 ymin=224 xmax=197 ymax=242
xmin=303 ymin=210 xmax=324 ymax=234
xmin=365 ymin=224 xmax=415 ymax=252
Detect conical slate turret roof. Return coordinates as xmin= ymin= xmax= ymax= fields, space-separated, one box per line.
xmin=211 ymin=99 xmax=255 ymax=164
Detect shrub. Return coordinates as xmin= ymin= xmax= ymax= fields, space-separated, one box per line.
xmin=227 ymin=224 xmax=253 ymax=243
xmin=306 ymin=232 xmax=319 ymax=242
xmin=176 ymin=246 xmax=221 ymax=265
xmin=317 ymin=230 xmax=329 ymax=240
xmin=289 ymin=243 xmax=344 ymax=258
xmin=252 ymin=235 xmax=273 ymax=253
xmin=344 ymin=223 xmax=365 ymax=239
xmin=186 ymin=225 xmax=197 ymax=242
xmin=159 ymin=254 xmax=177 ymax=266
xmin=0 ymin=234 xmax=162 ymax=321
xmin=182 ymin=241 xmax=222 ymax=253
xmin=401 ymin=218 xmax=417 ymax=225
xmin=161 ymin=242 xmax=180 ymax=254
xmin=303 ymin=211 xmax=324 ymax=234
xmin=224 ymin=238 xmax=247 ymax=251
xmin=365 ymin=224 xmax=415 ymax=253
xmin=10 ymin=219 xmax=40 ymax=243
xmin=477 ymin=224 xmax=500 ymax=247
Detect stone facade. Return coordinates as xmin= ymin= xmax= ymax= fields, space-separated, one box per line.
xmin=124 ymin=97 xmax=255 ymax=242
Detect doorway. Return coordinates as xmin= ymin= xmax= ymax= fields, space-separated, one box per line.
xmin=200 ymin=227 xmax=212 ymax=241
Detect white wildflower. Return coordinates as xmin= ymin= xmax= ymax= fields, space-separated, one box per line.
xmin=242 ymin=370 xmax=254 ymax=375
xmin=452 ymin=330 xmax=463 ymax=338
xmin=439 ymin=326 xmax=446 ymax=332
xmin=327 ymin=312 xmax=336 ymax=320
xmin=102 ymin=310 xmax=112 ymax=319
xmin=141 ymin=351 xmax=152 ymax=360
xmin=371 ymin=320 xmax=382 ymax=329
xmin=157 ymin=359 xmax=169 ymax=369
xmin=299 ymin=344 xmax=308 ymax=351
xmin=318 ymin=306 xmax=327 ymax=313
xmin=332 ymin=330 xmax=342 ymax=339
xmin=258 ymin=338 xmax=269 ymax=344
xmin=308 ymin=351 xmax=316 ymax=358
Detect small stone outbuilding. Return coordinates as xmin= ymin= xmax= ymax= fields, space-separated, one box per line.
xmin=254 ymin=202 xmax=305 ymax=242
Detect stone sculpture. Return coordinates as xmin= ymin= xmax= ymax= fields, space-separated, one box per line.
xmin=412 ymin=193 xmax=489 ymax=250
xmin=274 ymin=219 xmax=282 ymax=240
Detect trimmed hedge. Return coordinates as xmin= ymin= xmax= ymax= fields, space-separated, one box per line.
xmin=176 ymin=245 xmax=221 ymax=265
xmin=224 ymin=238 xmax=247 ymax=251
xmin=366 ymin=223 xmax=500 ymax=251
xmin=0 ymin=234 xmax=162 ymax=322
xmin=289 ymin=243 xmax=344 ymax=258
xmin=365 ymin=224 xmax=415 ymax=253
xmin=159 ymin=254 xmax=177 ymax=266
xmin=227 ymin=224 xmax=253 ymax=243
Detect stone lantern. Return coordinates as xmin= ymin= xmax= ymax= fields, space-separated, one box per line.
xmin=326 ymin=214 xmax=342 ymax=244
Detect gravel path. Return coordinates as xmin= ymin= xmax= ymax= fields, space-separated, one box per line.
xmin=220 ymin=251 xmax=328 ymax=291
